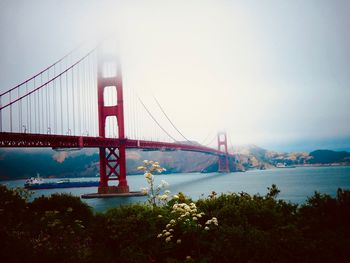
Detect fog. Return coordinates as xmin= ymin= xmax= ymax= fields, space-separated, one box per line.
xmin=1 ymin=0 xmax=350 ymax=151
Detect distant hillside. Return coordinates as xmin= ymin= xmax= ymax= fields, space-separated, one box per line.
xmin=0 ymin=148 xmax=242 ymax=180
xmin=0 ymin=149 xmax=99 ymax=180
xmin=232 ymin=145 xmax=350 ymax=169
xmin=309 ymin=150 xmax=350 ymax=164
xmin=1 ymin=146 xmax=349 ymax=181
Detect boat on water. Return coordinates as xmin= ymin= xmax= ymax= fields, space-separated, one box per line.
xmin=24 ymin=174 xmax=99 ymax=190
xmin=275 ymin=163 xmax=296 ymax=168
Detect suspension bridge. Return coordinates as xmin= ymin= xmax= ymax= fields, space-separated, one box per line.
xmin=0 ymin=42 xmax=234 ymax=195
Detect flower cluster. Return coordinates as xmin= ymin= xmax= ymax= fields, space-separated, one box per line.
xmin=204 ymin=217 xmax=218 ymax=230
xmin=137 ymin=160 xmax=166 ymax=174
xmin=158 ymin=197 xmax=218 ymax=244
xmin=138 ymin=160 xmax=169 ymax=206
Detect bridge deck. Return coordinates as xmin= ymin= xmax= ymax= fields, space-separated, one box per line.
xmin=0 ymin=132 xmax=233 ymax=158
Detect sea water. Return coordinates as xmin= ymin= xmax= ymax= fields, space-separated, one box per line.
xmin=2 ymin=166 xmax=350 ymax=212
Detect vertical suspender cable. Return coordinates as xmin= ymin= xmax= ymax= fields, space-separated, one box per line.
xmin=41 ymin=74 xmax=43 ymax=133
xmin=33 ymin=79 xmax=36 ymax=133
xmin=27 ymin=83 xmax=30 ymax=132
xmin=86 ymin=57 xmax=90 ymax=135
xmin=60 ymin=62 xmax=63 ymax=134
xmin=83 ymin=62 xmax=86 ymax=135
xmin=18 ymin=88 xmax=20 ymax=132
xmin=19 ymin=89 xmax=22 ymax=132
xmin=66 ymin=67 xmax=69 ymax=134
xmin=82 ymin=60 xmax=85 ymax=134
xmin=9 ymin=91 xmax=12 ymax=132
xmin=91 ymin=55 xmax=99 ymax=136
xmin=88 ymin=57 xmax=94 ymax=136
xmin=38 ymin=75 xmax=41 ymax=133
xmin=47 ymin=70 xmax=50 ymax=133
xmin=53 ymin=66 xmax=57 ymax=134
xmin=46 ymin=79 xmax=48 ymax=132
xmin=77 ymin=64 xmax=81 ymax=135
xmin=90 ymin=54 xmax=99 ymax=136
xmin=86 ymin=59 xmax=89 ymax=135
xmin=72 ymin=68 xmax=75 ymax=135
xmin=82 ymin=60 xmax=86 ymax=135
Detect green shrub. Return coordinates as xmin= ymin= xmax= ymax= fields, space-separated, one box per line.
xmin=1 ymin=184 xmax=350 ymax=262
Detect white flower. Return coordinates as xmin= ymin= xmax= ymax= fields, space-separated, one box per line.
xmin=212 ymin=218 xmax=219 ymax=226
xmin=173 ymin=194 xmax=179 ymax=199
xmin=177 ymin=239 xmax=181 ymax=244
xmin=158 ymin=215 xmax=163 ymax=218
xmin=169 ymin=219 xmax=176 ymax=224
xmin=164 ymin=231 xmax=171 ymax=236
xmin=192 ymin=217 xmax=198 ymax=221
xmin=157 ymin=234 xmax=162 ymax=238
xmin=159 ymin=194 xmax=168 ymax=201
xmin=205 ymin=217 xmax=219 ymax=226
xmin=165 ymin=236 xmax=171 ymax=243
xmin=144 ymin=172 xmax=153 ymax=180
xmin=204 ymin=226 xmax=210 ymax=231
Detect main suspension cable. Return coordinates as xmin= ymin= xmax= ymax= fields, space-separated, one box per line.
xmin=137 ymin=96 xmax=177 ymax=142
xmin=0 ymin=41 xmax=86 ymax=97
xmin=153 ymin=95 xmax=192 ymax=143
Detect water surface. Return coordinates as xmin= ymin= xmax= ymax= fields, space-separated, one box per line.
xmin=2 ymin=166 xmax=350 ymax=212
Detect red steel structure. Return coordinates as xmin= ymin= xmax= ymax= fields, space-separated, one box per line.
xmin=0 ymin=132 xmax=232 ymax=156
xmin=97 ymin=54 xmax=128 ymax=194
xmin=0 ymin=44 xmax=234 ymax=194
xmin=217 ymin=131 xmax=230 ymax=172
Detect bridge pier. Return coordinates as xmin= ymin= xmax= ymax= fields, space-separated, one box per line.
xmin=97 ymin=146 xmax=129 ymax=194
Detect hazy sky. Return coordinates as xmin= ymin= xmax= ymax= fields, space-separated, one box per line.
xmin=1 ymin=0 xmax=349 ymax=151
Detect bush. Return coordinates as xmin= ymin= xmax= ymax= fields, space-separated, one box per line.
xmin=1 ymin=184 xmax=350 ymax=262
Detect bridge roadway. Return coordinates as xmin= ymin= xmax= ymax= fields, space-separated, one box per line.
xmin=0 ymin=132 xmax=233 ymax=158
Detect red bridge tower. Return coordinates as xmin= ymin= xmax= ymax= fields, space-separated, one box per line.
xmin=97 ymin=53 xmax=129 ymax=194
xmin=217 ymin=131 xmax=230 ymax=173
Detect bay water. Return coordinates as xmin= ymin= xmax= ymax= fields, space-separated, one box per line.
xmin=2 ymin=166 xmax=350 ymax=212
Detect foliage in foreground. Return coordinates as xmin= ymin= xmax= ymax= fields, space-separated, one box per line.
xmin=1 ymin=184 xmax=350 ymax=262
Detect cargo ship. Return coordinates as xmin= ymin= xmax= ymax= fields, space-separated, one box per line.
xmin=24 ymin=175 xmax=99 ymax=190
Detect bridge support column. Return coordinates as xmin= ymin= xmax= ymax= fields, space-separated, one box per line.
xmin=217 ymin=131 xmax=229 ymax=173
xmin=97 ymin=52 xmax=129 ymax=194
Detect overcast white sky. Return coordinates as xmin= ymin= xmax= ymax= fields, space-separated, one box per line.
xmin=1 ymin=0 xmax=349 ymax=151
